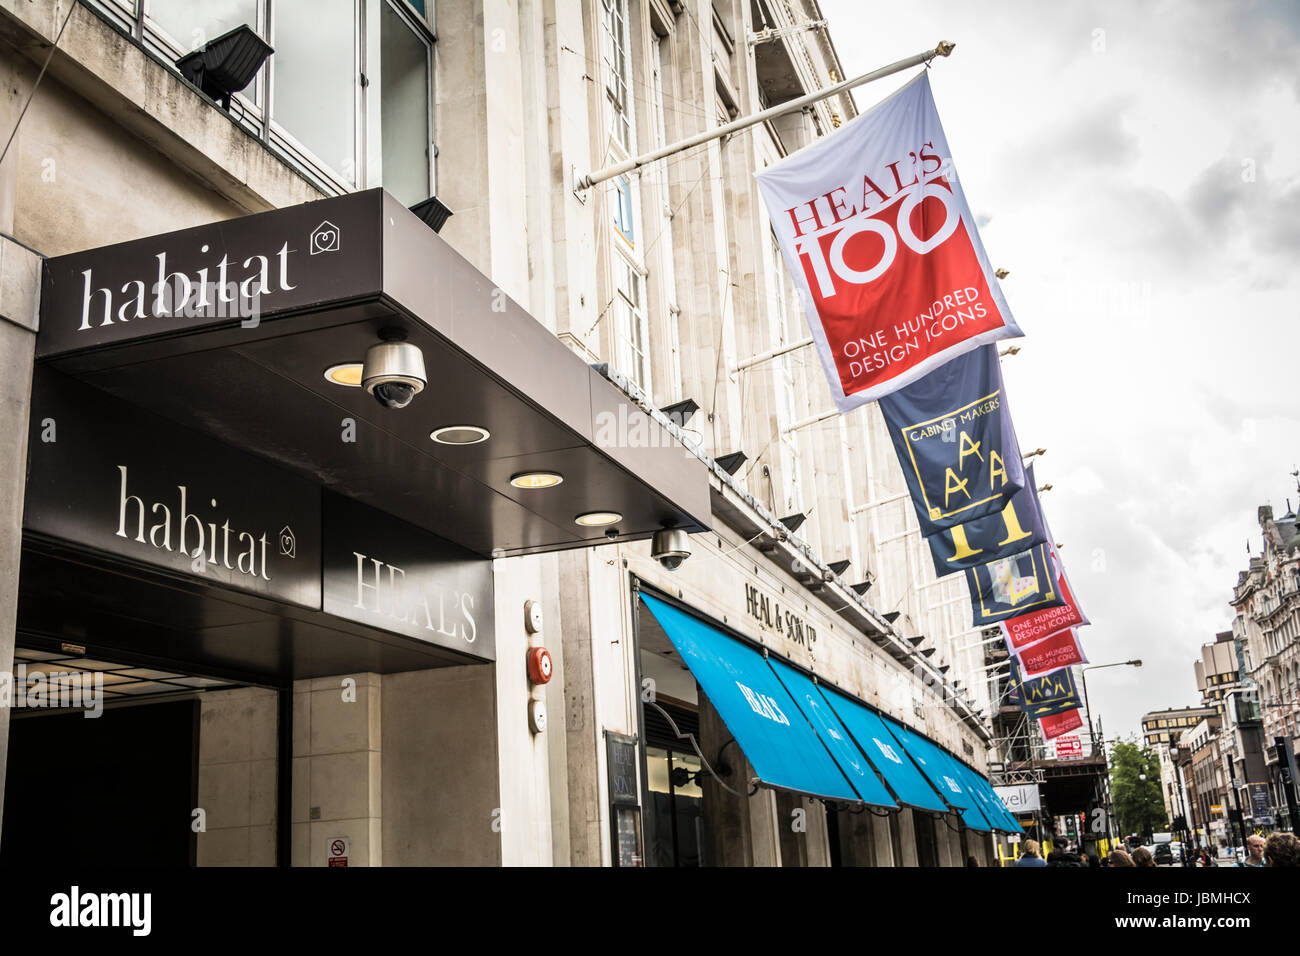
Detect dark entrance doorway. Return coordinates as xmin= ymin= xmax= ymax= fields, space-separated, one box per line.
xmin=1 ymin=697 xmax=199 ymax=867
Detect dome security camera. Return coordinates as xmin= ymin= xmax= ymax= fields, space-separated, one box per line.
xmin=362 ymin=329 xmax=426 ymax=409
xmin=651 ymin=527 xmax=691 ymax=571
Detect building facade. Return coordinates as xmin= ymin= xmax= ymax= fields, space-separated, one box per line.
xmin=1141 ymin=704 xmax=1216 ymax=831
xmin=0 ymin=0 xmax=1009 ymax=867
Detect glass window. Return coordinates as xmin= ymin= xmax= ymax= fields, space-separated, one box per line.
xmin=770 ymin=234 xmax=801 ymax=514
xmin=272 ymin=0 xmax=357 ymax=183
xmin=644 ymin=745 xmax=703 ymax=867
xmin=613 ymin=255 xmax=650 ymax=395
xmin=612 ymin=176 xmax=636 ymax=250
xmin=149 ymin=0 xmax=258 ymax=50
xmin=379 ymin=0 xmax=431 ymax=205
xmin=601 ymin=0 xmax=633 ymax=152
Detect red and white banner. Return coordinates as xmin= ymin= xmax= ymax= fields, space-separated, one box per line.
xmin=756 ymin=73 xmax=1022 ymax=411
xmin=1040 ymin=708 xmax=1083 ymax=741
xmin=1015 ymin=627 xmax=1088 ymax=676
xmin=1000 ymin=571 xmax=1088 ymax=650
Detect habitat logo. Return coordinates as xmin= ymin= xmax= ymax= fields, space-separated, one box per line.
xmin=0 ymin=665 xmax=103 ymax=718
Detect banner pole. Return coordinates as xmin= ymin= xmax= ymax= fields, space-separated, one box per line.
xmin=574 ymin=40 xmax=956 ymax=192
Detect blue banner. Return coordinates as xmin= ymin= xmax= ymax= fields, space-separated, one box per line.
xmin=1006 ymin=656 xmax=1022 ymax=708
xmin=878 ymin=345 xmax=1026 ymax=536
xmin=1018 ymin=666 xmax=1081 ymax=719
xmin=927 ymin=463 xmax=1048 ymax=576
xmin=965 ymin=542 xmax=1065 ymax=625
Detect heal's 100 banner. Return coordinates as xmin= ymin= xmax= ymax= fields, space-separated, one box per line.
xmin=756 ymin=71 xmax=1090 ymax=745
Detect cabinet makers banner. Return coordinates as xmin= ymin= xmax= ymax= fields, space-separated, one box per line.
xmin=756 ymin=73 xmax=1022 ymax=410
xmin=879 ymin=344 xmax=1025 ymax=536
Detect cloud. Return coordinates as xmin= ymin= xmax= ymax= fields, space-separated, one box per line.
xmin=821 ymin=0 xmax=1300 ymax=742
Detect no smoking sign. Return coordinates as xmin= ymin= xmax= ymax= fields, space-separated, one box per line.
xmin=327 ymin=836 xmax=350 ymax=867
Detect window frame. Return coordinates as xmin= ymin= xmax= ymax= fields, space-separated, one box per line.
xmin=601 ymin=0 xmax=634 ymax=156
xmin=88 ymin=0 xmax=436 ymax=200
xmin=611 ymin=247 xmax=652 ymax=397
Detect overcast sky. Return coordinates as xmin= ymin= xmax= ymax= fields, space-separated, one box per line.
xmin=819 ymin=0 xmax=1300 ymax=741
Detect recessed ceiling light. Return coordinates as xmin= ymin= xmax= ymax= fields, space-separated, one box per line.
xmin=510 ymin=471 xmax=563 ymax=489
xmin=575 ymin=511 xmax=622 ymax=527
xmin=324 ymin=363 xmax=364 ymax=387
xmin=431 ymin=425 xmax=491 ymax=445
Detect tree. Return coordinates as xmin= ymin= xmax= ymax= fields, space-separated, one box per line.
xmin=1109 ymin=739 xmax=1167 ymax=839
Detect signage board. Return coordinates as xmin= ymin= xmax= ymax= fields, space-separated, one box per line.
xmin=993 ymin=783 xmax=1041 ymax=813
xmin=39 ymin=190 xmax=385 ymax=357
xmin=605 ymin=731 xmax=643 ymax=868
xmin=1250 ymin=785 xmax=1268 ymax=810
xmin=323 ymin=492 xmax=495 ymax=660
xmin=326 ymin=837 xmax=350 ymax=868
xmin=1054 ymin=735 xmax=1083 ymax=759
xmin=24 ymin=370 xmax=322 ymax=609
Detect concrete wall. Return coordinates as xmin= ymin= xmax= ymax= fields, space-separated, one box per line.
xmin=292 ymin=674 xmax=382 ymax=866
xmin=491 ymin=553 xmax=555 ymax=866
xmin=195 ymin=686 xmax=278 ymax=866
xmin=381 ymin=665 xmax=501 ymax=866
xmin=0 ymin=238 xmax=39 ymax=841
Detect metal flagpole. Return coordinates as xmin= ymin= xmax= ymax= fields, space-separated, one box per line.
xmin=574 ymin=40 xmax=956 ymax=192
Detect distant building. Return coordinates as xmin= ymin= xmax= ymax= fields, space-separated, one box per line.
xmin=1232 ymin=503 xmax=1300 ymax=826
xmin=1142 ymin=705 xmax=1217 ymax=826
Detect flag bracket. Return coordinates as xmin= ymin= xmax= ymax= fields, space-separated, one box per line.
xmin=572 ymin=41 xmax=956 ymax=197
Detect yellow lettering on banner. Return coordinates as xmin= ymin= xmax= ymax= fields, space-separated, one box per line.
xmin=988 ymin=450 xmax=1007 ymax=490
xmin=947 ymin=524 xmax=984 ymax=564
xmin=996 ymin=500 xmax=1033 ymax=547
xmin=943 ymin=468 xmax=971 ymax=507
xmin=958 ymin=432 xmax=983 ymax=470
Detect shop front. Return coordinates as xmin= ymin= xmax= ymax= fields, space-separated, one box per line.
xmin=2 ymin=189 xmax=711 ymax=865
xmin=585 ymin=512 xmax=1015 ymax=868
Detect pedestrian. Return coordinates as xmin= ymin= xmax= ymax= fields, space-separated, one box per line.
xmin=1240 ymin=834 xmax=1267 ymax=868
xmin=967 ymin=855 xmax=980 ymax=867
xmin=1264 ymin=832 xmax=1300 ymax=868
xmin=1108 ymin=848 xmax=1135 ymax=867
xmin=1014 ymin=838 xmax=1048 ymax=867
xmin=1131 ymin=847 xmax=1156 ymax=867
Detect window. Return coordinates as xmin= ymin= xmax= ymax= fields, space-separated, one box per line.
xmin=272 ymin=0 xmax=357 ymax=183
xmin=651 ymin=37 xmax=682 ymax=403
xmin=612 ymin=176 xmax=636 ymax=250
xmin=601 ymin=0 xmax=633 ymax=152
xmin=108 ymin=1 xmax=434 ymax=200
xmin=378 ymin=0 xmax=433 ymax=204
xmin=613 ymin=256 xmax=651 ymax=396
xmin=770 ymin=234 xmax=802 ymax=514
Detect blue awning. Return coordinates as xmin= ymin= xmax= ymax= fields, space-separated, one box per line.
xmin=639 ymin=594 xmax=860 ymax=802
xmin=767 ymin=659 xmax=897 ymax=809
xmin=952 ymin=763 xmax=1023 ymax=834
xmin=815 ymin=686 xmax=949 ymax=813
xmin=884 ymin=719 xmax=993 ymax=831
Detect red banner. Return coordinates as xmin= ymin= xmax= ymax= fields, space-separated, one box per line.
xmin=755 ymin=74 xmax=1022 ymax=410
xmin=1041 ymin=710 xmax=1083 ymax=741
xmin=1015 ymin=628 xmax=1087 ymax=676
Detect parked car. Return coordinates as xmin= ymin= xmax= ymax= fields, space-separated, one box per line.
xmin=1169 ymin=841 xmax=1184 ymax=862
xmin=1154 ymin=844 xmax=1174 ymax=865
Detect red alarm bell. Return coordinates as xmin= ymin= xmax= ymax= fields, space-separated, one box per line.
xmin=527 ymin=646 xmax=553 ymax=685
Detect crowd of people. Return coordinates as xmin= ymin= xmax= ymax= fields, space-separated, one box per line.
xmin=1006 ymin=833 xmax=1300 ymax=868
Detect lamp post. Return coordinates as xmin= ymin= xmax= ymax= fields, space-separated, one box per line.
xmin=1082 ymin=661 xmax=1142 ymax=850
xmin=1139 ymin=772 xmax=1152 ymax=843
xmin=1081 ymin=660 xmax=1143 ymax=756
xmin=1170 ymin=745 xmax=1193 ymax=867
